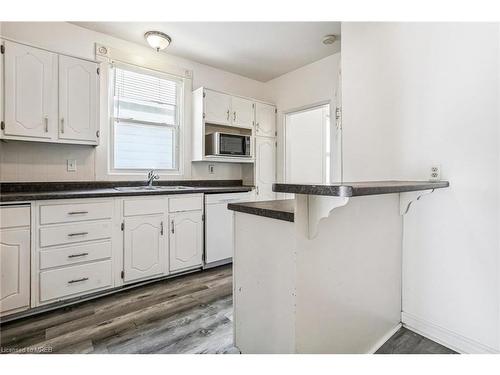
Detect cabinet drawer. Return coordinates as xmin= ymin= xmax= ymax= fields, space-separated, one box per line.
xmin=169 ymin=195 xmax=203 ymax=212
xmin=40 ymin=201 xmax=113 ymax=225
xmin=39 ymin=260 xmax=112 ymax=302
xmin=0 ymin=206 xmax=30 ymax=228
xmin=39 ymin=241 xmax=112 ymax=270
xmin=39 ymin=221 xmax=112 ymax=248
xmin=123 ymin=198 xmax=166 ymax=217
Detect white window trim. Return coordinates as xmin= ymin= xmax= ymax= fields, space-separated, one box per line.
xmin=94 ymin=44 xmax=193 ymax=181
xmin=109 ymin=62 xmax=183 ymax=174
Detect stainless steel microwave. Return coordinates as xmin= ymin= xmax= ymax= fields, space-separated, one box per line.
xmin=205 ymin=132 xmax=252 ymax=157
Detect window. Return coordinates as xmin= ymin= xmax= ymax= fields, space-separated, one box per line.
xmin=111 ymin=65 xmax=182 ymax=171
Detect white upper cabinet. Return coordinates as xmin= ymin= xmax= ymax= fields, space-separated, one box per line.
xmin=3 ymin=41 xmax=58 ymax=140
xmin=169 ymin=211 xmax=203 ymax=272
xmin=204 ymin=89 xmax=231 ymax=126
xmin=58 ymin=55 xmax=99 ymax=144
xmin=1 ymin=40 xmax=100 ymax=145
xmin=255 ymin=136 xmax=277 ymax=201
xmin=255 ymin=102 xmax=276 ymax=137
xmin=123 ymin=214 xmax=166 ymax=283
xmin=231 ymin=96 xmax=254 ymax=129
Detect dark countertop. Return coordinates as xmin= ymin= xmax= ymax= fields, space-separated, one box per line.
xmin=228 ymin=199 xmax=295 ymax=222
xmin=0 ymin=180 xmax=253 ymax=202
xmin=273 ymin=180 xmax=450 ymax=197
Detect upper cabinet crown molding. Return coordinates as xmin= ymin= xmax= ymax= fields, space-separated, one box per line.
xmin=1 ymin=40 xmax=100 ymax=146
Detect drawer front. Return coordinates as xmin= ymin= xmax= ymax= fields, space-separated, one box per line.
xmin=0 ymin=206 xmax=30 ymax=228
xmin=39 ymin=221 xmax=112 ymax=248
xmin=40 ymin=201 xmax=113 ymax=225
xmin=169 ymin=195 xmax=203 ymax=213
xmin=39 ymin=241 xmax=112 ymax=270
xmin=205 ymin=191 xmax=253 ymax=204
xmin=123 ymin=198 xmax=166 ymax=217
xmin=39 ymin=260 xmax=112 ymax=302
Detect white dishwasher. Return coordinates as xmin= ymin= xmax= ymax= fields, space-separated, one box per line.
xmin=204 ymin=191 xmax=254 ymax=267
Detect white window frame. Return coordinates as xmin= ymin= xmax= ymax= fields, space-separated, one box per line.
xmin=108 ymin=62 xmax=185 ymax=175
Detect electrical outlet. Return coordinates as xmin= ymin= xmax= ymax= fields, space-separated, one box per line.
xmin=208 ymin=164 xmax=215 ymax=174
xmin=429 ymin=165 xmax=441 ymax=181
xmin=67 ymin=159 xmax=77 ymax=172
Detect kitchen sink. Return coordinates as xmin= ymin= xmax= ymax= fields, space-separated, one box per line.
xmin=114 ymin=186 xmax=192 ymax=192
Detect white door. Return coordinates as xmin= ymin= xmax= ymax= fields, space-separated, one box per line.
xmin=255 ymin=103 xmax=276 ymax=137
xmin=3 ymin=41 xmax=58 ymax=140
xmin=285 ymin=104 xmax=330 ymax=184
xmin=231 ymin=97 xmax=254 ymax=128
xmin=255 ymin=137 xmax=277 ymax=201
xmin=169 ymin=211 xmax=203 ymax=272
xmin=0 ymin=228 xmax=30 ymax=315
xmin=204 ymin=89 xmax=231 ymax=126
xmin=59 ymin=55 xmax=99 ymax=143
xmin=123 ymin=215 xmax=166 ymax=283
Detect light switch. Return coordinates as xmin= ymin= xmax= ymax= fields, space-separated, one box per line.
xmin=67 ymin=159 xmax=77 ymax=172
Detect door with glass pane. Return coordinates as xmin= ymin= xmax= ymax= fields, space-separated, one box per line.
xmin=112 ymin=65 xmax=181 ymax=171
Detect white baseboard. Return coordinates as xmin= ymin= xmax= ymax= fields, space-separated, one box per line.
xmin=368 ymin=322 xmax=402 ymax=354
xmin=402 ymin=312 xmax=498 ymax=354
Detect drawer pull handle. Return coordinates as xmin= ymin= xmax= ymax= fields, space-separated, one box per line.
xmin=68 ymin=252 xmax=89 ymax=258
xmin=68 ymin=277 xmax=89 ymax=284
xmin=68 ymin=211 xmax=88 ymax=215
xmin=67 ymin=232 xmax=89 ymax=237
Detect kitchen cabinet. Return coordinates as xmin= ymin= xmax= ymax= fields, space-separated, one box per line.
xmin=3 ymin=40 xmax=58 ymax=140
xmin=205 ymin=192 xmax=253 ymax=266
xmin=169 ymin=211 xmax=203 ymax=272
xmin=204 ymin=89 xmax=231 ymax=126
xmin=255 ymin=137 xmax=277 ymax=201
xmin=1 ymin=40 xmax=100 ymax=145
xmin=123 ymin=214 xmax=166 ymax=283
xmin=58 ymin=55 xmax=99 ymax=143
xmin=0 ymin=206 xmax=31 ymax=317
xmin=255 ymin=102 xmax=277 ymax=137
xmin=231 ymin=96 xmax=254 ymax=129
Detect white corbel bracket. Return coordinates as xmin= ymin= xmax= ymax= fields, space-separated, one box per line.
xmin=400 ymin=189 xmax=434 ymax=215
xmin=306 ymin=195 xmax=349 ymax=239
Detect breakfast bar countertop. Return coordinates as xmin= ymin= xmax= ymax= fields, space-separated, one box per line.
xmin=272 ymin=180 xmax=450 ymax=197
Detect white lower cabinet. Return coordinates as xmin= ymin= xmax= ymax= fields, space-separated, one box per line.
xmin=123 ymin=214 xmax=166 ymax=283
xmin=0 ymin=205 xmax=31 ymax=316
xmin=169 ymin=210 xmax=203 ymax=273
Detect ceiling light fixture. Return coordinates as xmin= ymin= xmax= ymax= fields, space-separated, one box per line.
xmin=144 ymin=31 xmax=171 ymax=52
xmin=322 ymin=34 xmax=337 ymax=45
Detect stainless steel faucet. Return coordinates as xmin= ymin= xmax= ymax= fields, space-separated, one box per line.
xmin=147 ymin=170 xmax=159 ymax=187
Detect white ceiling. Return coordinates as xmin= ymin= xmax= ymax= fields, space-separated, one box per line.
xmin=73 ymin=22 xmax=341 ymax=82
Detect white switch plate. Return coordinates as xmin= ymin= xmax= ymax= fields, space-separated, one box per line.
xmin=208 ymin=164 xmax=215 ymax=174
xmin=429 ymin=165 xmax=441 ymax=181
xmin=67 ymin=159 xmax=77 ymax=172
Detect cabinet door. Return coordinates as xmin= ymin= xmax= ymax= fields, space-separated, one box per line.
xmin=3 ymin=41 xmax=58 ymax=140
xmin=59 ymin=55 xmax=99 ymax=143
xmin=123 ymin=215 xmax=166 ymax=283
xmin=0 ymin=228 xmax=30 ymax=315
xmin=204 ymin=90 xmax=231 ymax=125
xmin=231 ymin=97 xmax=254 ymax=128
xmin=169 ymin=211 xmax=203 ymax=272
xmin=255 ymin=137 xmax=277 ymax=201
xmin=255 ymin=103 xmax=276 ymax=137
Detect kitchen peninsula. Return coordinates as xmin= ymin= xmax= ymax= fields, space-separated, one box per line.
xmin=229 ymin=180 xmax=449 ymax=354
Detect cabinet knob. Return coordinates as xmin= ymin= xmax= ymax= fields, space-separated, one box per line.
xmin=226 ymin=110 xmax=230 ymax=121
xmin=171 ymin=219 xmax=175 ymax=234
xmin=160 ymin=221 xmax=164 ymax=236
xmin=233 ymin=111 xmax=237 ymax=121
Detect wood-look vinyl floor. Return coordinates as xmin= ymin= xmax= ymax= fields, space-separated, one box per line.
xmin=1 ymin=264 xmax=456 ymax=355
xmin=0 ymin=265 xmax=236 ymax=354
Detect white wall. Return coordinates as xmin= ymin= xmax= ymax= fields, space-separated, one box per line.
xmin=266 ymin=53 xmax=341 ymax=183
xmin=342 ymin=22 xmax=500 ymax=353
xmin=0 ymin=22 xmax=269 ymax=182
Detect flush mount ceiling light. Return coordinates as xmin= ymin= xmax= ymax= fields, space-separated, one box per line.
xmin=144 ymin=31 xmax=172 ymax=52
xmin=322 ymin=34 xmax=337 ymax=45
